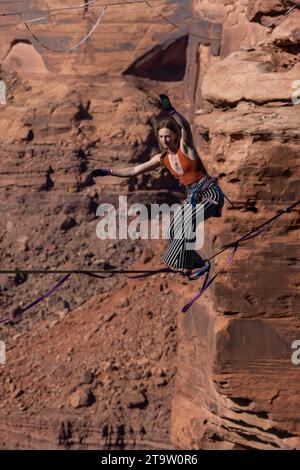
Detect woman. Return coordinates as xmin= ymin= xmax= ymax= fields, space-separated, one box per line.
xmin=92 ymin=94 xmax=225 ymax=275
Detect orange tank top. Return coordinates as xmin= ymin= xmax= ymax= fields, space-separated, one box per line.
xmin=162 ymin=147 xmax=207 ymax=186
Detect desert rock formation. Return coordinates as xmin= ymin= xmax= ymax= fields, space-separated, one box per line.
xmin=0 ymin=0 xmax=299 ymax=450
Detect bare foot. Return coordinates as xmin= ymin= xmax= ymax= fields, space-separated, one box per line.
xmin=176 ymin=269 xmax=191 ymax=278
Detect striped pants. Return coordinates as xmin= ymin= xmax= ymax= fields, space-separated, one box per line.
xmin=163 ymin=177 xmax=225 ymax=270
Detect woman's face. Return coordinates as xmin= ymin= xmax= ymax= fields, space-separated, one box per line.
xmin=158 ymin=128 xmax=178 ymax=150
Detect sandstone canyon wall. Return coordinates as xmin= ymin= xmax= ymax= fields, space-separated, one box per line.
xmin=171 ymin=0 xmax=300 ymax=450
xmin=0 ymin=0 xmax=299 ymax=450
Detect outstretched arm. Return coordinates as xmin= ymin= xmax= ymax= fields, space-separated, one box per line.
xmin=93 ymin=154 xmax=161 ymax=178
xmin=159 ymin=94 xmax=195 ymax=149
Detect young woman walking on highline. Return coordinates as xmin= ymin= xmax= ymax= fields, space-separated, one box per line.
xmin=92 ymin=94 xmax=227 ymax=276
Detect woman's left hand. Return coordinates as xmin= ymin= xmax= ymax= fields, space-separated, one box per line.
xmin=159 ymin=94 xmax=176 ymax=114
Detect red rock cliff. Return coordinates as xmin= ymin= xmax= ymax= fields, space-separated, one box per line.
xmin=171 ymin=0 xmax=300 ymax=450
xmin=0 ymin=0 xmax=299 ymax=450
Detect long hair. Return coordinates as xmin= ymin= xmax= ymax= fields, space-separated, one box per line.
xmin=154 ymin=118 xmax=181 ymax=172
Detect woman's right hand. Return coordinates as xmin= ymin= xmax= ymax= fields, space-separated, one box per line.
xmin=92 ymin=168 xmax=113 ymax=177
